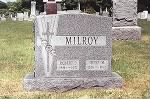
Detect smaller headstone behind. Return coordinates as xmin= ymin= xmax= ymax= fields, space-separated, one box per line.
xmin=46 ymin=1 xmax=57 ymax=14
xmin=140 ymin=11 xmax=148 ymax=19
xmin=57 ymin=10 xmax=81 ymax=14
xmin=24 ymin=12 xmax=29 ymax=20
xmin=147 ymin=14 xmax=150 ymax=21
xmin=40 ymin=12 xmax=46 ymax=15
xmin=1 ymin=14 xmax=6 ymax=21
xmin=103 ymin=11 xmax=109 ymax=17
xmin=17 ymin=13 xmax=24 ymax=21
xmin=10 ymin=14 xmax=13 ymax=18
xmin=12 ymin=16 xmax=17 ymax=21
xmin=57 ymin=2 xmax=62 ymax=11
xmin=36 ymin=10 xmax=40 ymax=16
xmin=143 ymin=11 xmax=148 ymax=19
xmin=2 ymin=14 xmax=4 ymax=18
xmin=96 ymin=12 xmax=99 ymax=16
xmin=138 ymin=12 xmax=141 ymax=19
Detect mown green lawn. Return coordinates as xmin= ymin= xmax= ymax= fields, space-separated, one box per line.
xmin=0 ymin=20 xmax=149 ymax=98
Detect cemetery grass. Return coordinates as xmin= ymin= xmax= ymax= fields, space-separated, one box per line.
xmin=0 ymin=20 xmax=149 ymax=98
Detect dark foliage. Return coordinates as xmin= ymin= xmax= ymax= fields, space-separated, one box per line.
xmin=61 ymin=0 xmax=78 ymax=10
xmin=20 ymin=0 xmax=44 ymax=12
xmin=21 ymin=0 xmax=31 ymax=9
xmin=138 ymin=0 xmax=150 ymax=13
xmin=147 ymin=0 xmax=150 ymax=13
xmin=35 ymin=0 xmax=44 ymax=12
xmin=0 ymin=1 xmax=7 ymax=9
xmin=2 ymin=0 xmax=148 ymax=14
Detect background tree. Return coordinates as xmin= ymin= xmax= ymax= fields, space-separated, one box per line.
xmin=96 ymin=0 xmax=112 ymax=16
xmin=137 ymin=0 xmax=147 ymax=12
xmin=21 ymin=0 xmax=31 ymax=10
xmin=102 ymin=0 xmax=112 ymax=16
xmin=96 ymin=0 xmax=103 ymax=15
xmin=0 ymin=1 xmax=7 ymax=9
xmin=0 ymin=1 xmax=8 ymax=15
xmin=7 ymin=2 xmax=22 ymax=12
xmin=147 ymin=0 xmax=150 ymax=13
xmin=35 ymin=0 xmax=44 ymax=12
xmin=17 ymin=0 xmax=44 ymax=12
xmin=61 ymin=0 xmax=78 ymax=10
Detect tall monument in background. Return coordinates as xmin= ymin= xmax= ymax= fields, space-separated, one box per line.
xmin=30 ymin=1 xmax=36 ymax=18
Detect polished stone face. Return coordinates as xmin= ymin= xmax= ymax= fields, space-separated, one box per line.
xmin=46 ymin=3 xmax=57 ymax=15
xmin=34 ymin=14 xmax=112 ymax=78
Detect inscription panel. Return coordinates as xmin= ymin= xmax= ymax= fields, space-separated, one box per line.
xmin=86 ymin=60 xmax=108 ymax=71
xmin=52 ymin=44 xmax=112 ymax=77
xmin=57 ymin=60 xmax=79 ymax=70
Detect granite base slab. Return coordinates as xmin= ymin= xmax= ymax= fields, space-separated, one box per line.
xmin=112 ymin=26 xmax=141 ymax=40
xmin=23 ymin=72 xmax=122 ymax=92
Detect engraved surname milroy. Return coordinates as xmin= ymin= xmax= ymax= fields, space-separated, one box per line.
xmin=66 ymin=36 xmax=99 ymax=45
xmin=51 ymin=36 xmax=106 ymax=46
xmin=57 ymin=60 xmax=79 ymax=70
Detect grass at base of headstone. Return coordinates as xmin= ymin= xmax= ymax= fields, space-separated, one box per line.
xmin=0 ymin=20 xmax=34 ymax=80
xmin=0 ymin=20 xmax=149 ymax=98
xmin=138 ymin=19 xmax=150 ymax=35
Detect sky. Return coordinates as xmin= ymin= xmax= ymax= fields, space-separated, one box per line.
xmin=0 ymin=0 xmax=16 ymax=3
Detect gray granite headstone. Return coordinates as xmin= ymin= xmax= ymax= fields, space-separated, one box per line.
xmin=112 ymin=0 xmax=141 ymax=40
xmin=23 ymin=14 xmax=122 ymax=91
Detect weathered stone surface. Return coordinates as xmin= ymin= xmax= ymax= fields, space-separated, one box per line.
xmin=112 ymin=26 xmax=141 ymax=40
xmin=113 ymin=0 xmax=138 ymax=27
xmin=34 ymin=15 xmax=58 ymax=77
xmin=34 ymin=14 xmax=113 ymax=77
xmin=24 ymin=73 xmax=122 ymax=92
xmin=112 ymin=0 xmax=141 ymax=40
xmin=24 ymin=14 xmax=122 ymax=91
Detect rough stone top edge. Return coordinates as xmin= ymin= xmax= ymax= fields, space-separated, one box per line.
xmin=35 ymin=13 xmax=112 ymax=20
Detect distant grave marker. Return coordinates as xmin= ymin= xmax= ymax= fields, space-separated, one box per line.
xmin=30 ymin=1 xmax=36 ymax=18
xmin=1 ymin=14 xmax=6 ymax=21
xmin=17 ymin=13 xmax=24 ymax=21
xmin=24 ymin=12 xmax=29 ymax=21
xmin=147 ymin=14 xmax=150 ymax=21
